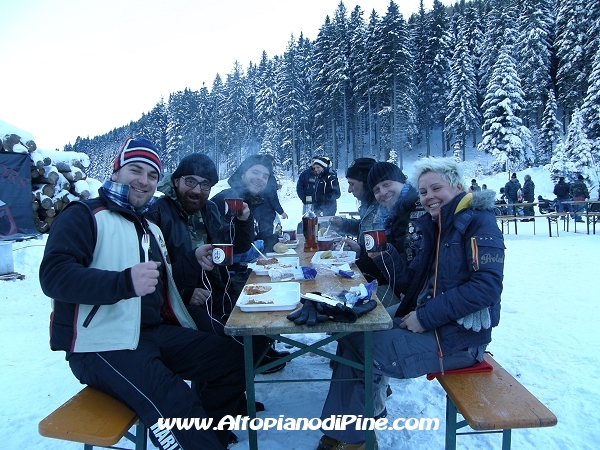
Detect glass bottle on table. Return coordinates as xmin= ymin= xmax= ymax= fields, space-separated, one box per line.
xmin=303 ymin=196 xmax=318 ymax=252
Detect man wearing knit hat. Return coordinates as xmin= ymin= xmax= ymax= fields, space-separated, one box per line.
xmin=367 ymin=161 xmax=424 ymax=266
xmin=212 ymin=154 xmax=281 ymax=252
xmin=504 ymin=173 xmax=521 ymax=216
xmin=296 ymin=156 xmax=341 ymax=216
xmin=149 ymin=153 xmax=255 ymax=309
xmin=329 ymin=158 xmax=383 ymax=280
xmin=40 ymin=137 xmax=247 ymax=449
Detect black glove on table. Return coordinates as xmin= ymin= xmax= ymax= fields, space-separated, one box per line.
xmin=315 ymin=299 xmax=377 ymax=323
xmin=286 ymin=299 xmax=328 ymax=326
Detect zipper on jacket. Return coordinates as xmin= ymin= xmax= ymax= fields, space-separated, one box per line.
xmin=433 ymin=216 xmax=444 ymax=374
xmin=82 ymin=305 xmax=100 ymax=328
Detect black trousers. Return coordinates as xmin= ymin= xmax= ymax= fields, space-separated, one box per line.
xmin=68 ymin=324 xmax=246 ymax=450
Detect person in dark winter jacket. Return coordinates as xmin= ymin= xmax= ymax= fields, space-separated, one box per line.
xmin=521 ymin=174 xmax=535 ymax=219
xmin=328 ymin=158 xmax=407 ymax=307
xmin=504 ymin=173 xmax=521 ymax=215
xmin=317 ymin=157 xmax=504 ymax=449
xmin=148 ymin=153 xmax=284 ymax=410
xmin=569 ymin=174 xmax=589 ymax=222
xmin=149 ymin=154 xmax=254 ymax=309
xmin=366 ymin=161 xmax=425 ymax=270
xmin=211 ymin=154 xmax=280 ymax=254
xmin=570 ymin=174 xmax=589 ymax=201
xmin=553 ymin=176 xmax=574 ymax=217
xmin=39 ymin=137 xmax=246 ymax=449
xmin=469 ymin=179 xmax=481 ymax=192
xmin=296 ymin=156 xmax=341 ymax=216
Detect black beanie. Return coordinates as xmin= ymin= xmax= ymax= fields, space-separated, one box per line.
xmin=173 ymin=154 xmax=219 ymax=186
xmin=346 ymin=157 xmax=376 ymax=183
xmin=367 ymin=162 xmax=406 ymax=191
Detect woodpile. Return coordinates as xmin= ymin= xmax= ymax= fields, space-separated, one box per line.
xmin=3 ymin=134 xmax=92 ymax=233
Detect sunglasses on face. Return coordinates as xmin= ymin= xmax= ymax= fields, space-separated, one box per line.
xmin=182 ymin=176 xmax=212 ymax=191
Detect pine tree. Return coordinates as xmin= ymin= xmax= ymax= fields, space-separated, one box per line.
xmin=372 ymin=1 xmax=417 ymax=169
xmin=581 ymin=46 xmax=600 ymax=141
xmin=562 ymin=109 xmax=596 ymax=181
xmin=538 ymin=90 xmax=563 ymax=166
xmin=517 ymin=0 xmax=553 ymax=127
xmin=445 ymin=15 xmax=479 ymax=161
xmin=555 ymin=0 xmax=588 ymax=118
xmin=478 ymin=29 xmax=531 ymax=173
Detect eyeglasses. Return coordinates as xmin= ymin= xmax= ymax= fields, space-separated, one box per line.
xmin=182 ymin=176 xmax=212 ymax=191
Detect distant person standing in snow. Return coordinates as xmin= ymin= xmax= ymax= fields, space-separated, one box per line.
xmin=553 ymin=176 xmax=574 ymax=218
xmin=296 ymin=156 xmax=341 ymax=216
xmin=570 ymin=174 xmax=589 ymax=222
xmin=504 ymin=173 xmax=521 ymax=215
xmin=521 ymin=174 xmax=535 ymax=219
xmin=469 ymin=179 xmax=481 ymax=192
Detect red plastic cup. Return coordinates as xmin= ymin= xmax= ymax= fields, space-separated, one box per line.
xmin=364 ymin=229 xmax=386 ymax=252
xmin=317 ymin=237 xmax=335 ymax=251
xmin=225 ymin=198 xmax=244 ymax=216
xmin=283 ymin=230 xmax=297 ymax=241
xmin=212 ymin=244 xmax=234 ymax=265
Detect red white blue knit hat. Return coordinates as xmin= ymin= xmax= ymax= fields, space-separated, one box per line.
xmin=113 ymin=136 xmax=162 ymax=176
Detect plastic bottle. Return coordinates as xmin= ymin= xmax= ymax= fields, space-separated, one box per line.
xmin=303 ymin=196 xmax=318 ymax=252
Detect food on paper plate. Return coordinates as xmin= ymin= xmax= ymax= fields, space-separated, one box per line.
xmin=273 ymin=242 xmax=289 ymax=253
xmin=243 ymin=285 xmax=273 ymax=295
xmin=257 ymin=258 xmax=278 ymax=266
xmin=246 ymin=298 xmax=275 ymax=305
xmin=320 ymin=250 xmax=334 ymax=259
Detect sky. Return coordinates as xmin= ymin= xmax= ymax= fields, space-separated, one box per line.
xmin=0 ymin=0 xmax=439 ymax=151
xmin=2 ymin=163 xmax=600 ymax=449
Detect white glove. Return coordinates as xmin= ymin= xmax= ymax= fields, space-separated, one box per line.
xmin=457 ymin=308 xmax=491 ymax=332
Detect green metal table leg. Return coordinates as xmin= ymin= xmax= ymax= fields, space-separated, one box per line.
xmin=364 ymin=331 xmax=375 ymax=450
xmin=445 ymin=396 xmax=458 ymax=450
xmin=243 ymin=335 xmax=258 ymax=450
xmin=502 ymin=429 xmax=512 ymax=450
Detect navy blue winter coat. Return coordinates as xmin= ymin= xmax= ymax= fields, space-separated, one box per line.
xmin=375 ymin=190 xmax=504 ymax=354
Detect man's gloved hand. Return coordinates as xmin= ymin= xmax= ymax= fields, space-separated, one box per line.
xmin=286 ymin=300 xmax=328 ymax=326
xmin=457 ymin=308 xmax=491 ymax=332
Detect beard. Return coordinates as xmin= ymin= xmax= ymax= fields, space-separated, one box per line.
xmin=179 ymin=192 xmax=206 ymax=214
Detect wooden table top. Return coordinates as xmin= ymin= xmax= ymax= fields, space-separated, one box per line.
xmin=224 ymin=236 xmax=393 ymax=336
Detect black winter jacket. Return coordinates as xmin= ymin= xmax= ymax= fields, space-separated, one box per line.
xmin=148 ymin=177 xmax=254 ymax=305
xmin=211 ymin=169 xmax=280 ymax=253
xmin=504 ymin=179 xmax=521 ymax=201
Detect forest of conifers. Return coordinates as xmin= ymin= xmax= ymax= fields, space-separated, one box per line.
xmin=66 ymin=0 xmax=600 ymax=184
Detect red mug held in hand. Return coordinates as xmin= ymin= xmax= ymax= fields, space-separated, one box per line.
xmin=212 ymin=244 xmax=234 ymax=265
xmin=364 ymin=229 xmax=386 ymax=252
xmin=225 ymin=198 xmax=244 ymax=216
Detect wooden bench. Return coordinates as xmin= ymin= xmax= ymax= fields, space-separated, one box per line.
xmin=435 ymin=354 xmax=557 ymax=450
xmin=39 ymin=386 xmax=148 ymax=450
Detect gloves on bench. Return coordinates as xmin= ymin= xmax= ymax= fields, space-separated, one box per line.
xmin=457 ymin=308 xmax=491 ymax=332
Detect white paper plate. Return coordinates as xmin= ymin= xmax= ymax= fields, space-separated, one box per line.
xmin=238 ymin=282 xmax=300 ymax=312
xmin=311 ymin=251 xmax=356 ymax=266
xmin=248 ymin=257 xmax=300 ymax=276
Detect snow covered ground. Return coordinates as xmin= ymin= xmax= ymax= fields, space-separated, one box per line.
xmin=2 ymin=167 xmax=600 ymax=449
